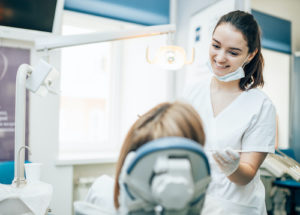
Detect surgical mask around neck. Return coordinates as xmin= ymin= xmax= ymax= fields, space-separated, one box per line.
xmin=207 ymin=57 xmax=248 ymax=82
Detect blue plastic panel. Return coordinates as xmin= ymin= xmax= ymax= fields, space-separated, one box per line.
xmin=252 ymin=9 xmax=291 ymax=54
xmin=0 ymin=161 xmax=31 ymax=185
xmin=64 ymin=0 xmax=170 ymax=26
xmin=291 ymin=56 xmax=300 ymax=162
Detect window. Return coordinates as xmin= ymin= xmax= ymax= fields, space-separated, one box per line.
xmin=59 ymin=11 xmax=172 ymax=160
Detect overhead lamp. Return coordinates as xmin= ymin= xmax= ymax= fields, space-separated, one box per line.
xmin=35 ymin=24 xmax=176 ymax=51
xmin=13 ymin=59 xmax=58 ymax=187
xmin=35 ymin=24 xmax=196 ymax=70
xmin=146 ymin=33 xmax=194 ymax=70
xmin=34 ymin=24 xmax=195 ymax=70
xmin=146 ymin=45 xmax=194 ymax=70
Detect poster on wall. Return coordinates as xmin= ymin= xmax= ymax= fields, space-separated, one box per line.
xmin=0 ymin=46 xmax=30 ymax=161
xmin=185 ymin=0 xmax=240 ymax=85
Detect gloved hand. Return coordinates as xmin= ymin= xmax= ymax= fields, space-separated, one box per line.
xmin=212 ymin=148 xmax=240 ymax=176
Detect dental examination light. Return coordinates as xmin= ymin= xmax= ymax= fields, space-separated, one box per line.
xmin=13 ymin=59 xmax=58 ymax=187
xmin=34 ymin=24 xmax=191 ymax=70
xmin=35 ymin=24 xmax=175 ymax=51
xmin=146 ymin=33 xmax=195 ymax=70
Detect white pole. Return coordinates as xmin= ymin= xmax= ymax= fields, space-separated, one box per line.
xmin=14 ymin=64 xmax=31 ymax=184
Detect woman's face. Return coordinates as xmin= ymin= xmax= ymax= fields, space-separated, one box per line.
xmin=209 ymin=23 xmax=249 ymax=77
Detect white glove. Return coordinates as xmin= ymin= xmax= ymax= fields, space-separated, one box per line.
xmin=212 ymin=148 xmax=240 ymax=176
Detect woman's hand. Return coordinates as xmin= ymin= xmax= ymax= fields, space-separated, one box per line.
xmin=213 ymin=149 xmax=268 ymax=185
xmin=212 ymin=148 xmax=240 ymax=176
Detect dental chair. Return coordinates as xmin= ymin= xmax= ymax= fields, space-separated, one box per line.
xmin=74 ymin=137 xmax=211 ymax=215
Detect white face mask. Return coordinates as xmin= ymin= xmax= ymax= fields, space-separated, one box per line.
xmin=208 ymin=56 xmax=249 ymax=82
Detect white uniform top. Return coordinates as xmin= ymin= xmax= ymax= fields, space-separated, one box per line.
xmin=182 ymin=76 xmax=276 ymax=215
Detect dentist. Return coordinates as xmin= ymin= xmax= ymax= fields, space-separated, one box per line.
xmin=183 ymin=10 xmax=276 ymax=215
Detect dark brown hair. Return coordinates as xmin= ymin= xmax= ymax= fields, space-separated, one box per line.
xmin=214 ymin=10 xmax=264 ymax=90
xmin=113 ymin=101 xmax=205 ymax=209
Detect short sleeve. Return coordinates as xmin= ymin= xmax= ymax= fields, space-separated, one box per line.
xmin=242 ymin=99 xmax=276 ymax=153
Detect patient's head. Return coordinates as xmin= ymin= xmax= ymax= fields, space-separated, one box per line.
xmin=114 ymin=101 xmax=205 ymax=209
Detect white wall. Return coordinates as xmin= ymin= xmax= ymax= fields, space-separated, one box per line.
xmin=251 ymin=0 xmax=300 ymax=148
xmin=261 ymin=49 xmax=290 ymax=148
xmin=175 ymin=0 xmax=219 ymax=96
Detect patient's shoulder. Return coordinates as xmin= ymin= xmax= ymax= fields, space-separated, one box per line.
xmin=90 ymin=175 xmax=115 ymax=191
xmin=85 ymin=175 xmax=116 ymax=212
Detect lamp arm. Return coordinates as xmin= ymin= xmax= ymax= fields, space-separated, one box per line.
xmin=35 ymin=24 xmax=176 ymax=52
xmin=14 ymin=64 xmax=32 ymax=184
xmin=185 ymin=48 xmax=195 ymax=64
xmin=146 ymin=47 xmax=155 ymax=64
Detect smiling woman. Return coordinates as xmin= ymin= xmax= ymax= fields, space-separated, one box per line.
xmin=182 ymin=10 xmax=276 ymax=215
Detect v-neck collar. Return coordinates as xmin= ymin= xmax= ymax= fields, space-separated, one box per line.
xmin=208 ymin=77 xmax=245 ymax=119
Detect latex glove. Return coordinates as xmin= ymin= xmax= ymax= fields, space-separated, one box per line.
xmin=212 ymin=148 xmax=240 ymax=176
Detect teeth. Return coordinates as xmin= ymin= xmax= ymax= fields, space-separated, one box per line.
xmin=215 ymin=63 xmax=226 ymax=69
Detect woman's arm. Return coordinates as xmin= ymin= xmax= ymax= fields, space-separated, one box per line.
xmin=228 ymin=152 xmax=267 ymax=185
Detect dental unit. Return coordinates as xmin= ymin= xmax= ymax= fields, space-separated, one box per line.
xmin=0 ymin=59 xmax=57 ymax=215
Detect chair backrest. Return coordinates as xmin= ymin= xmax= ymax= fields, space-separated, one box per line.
xmin=121 ymin=137 xmax=211 ymax=215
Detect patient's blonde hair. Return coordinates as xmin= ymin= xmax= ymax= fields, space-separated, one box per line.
xmin=113 ymin=101 xmax=205 ymax=209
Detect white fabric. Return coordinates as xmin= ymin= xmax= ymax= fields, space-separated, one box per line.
xmin=80 ymin=153 xmax=136 ymax=215
xmin=0 ymin=181 xmax=53 ymax=215
xmin=212 ymin=147 xmax=240 ymax=176
xmin=182 ymin=76 xmax=276 ymax=215
xmin=74 ymin=201 xmax=116 ymax=215
xmin=207 ymin=61 xmax=245 ymax=82
xmin=85 ymin=175 xmax=116 ymax=214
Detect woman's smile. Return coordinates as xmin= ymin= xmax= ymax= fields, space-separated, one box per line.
xmin=209 ymin=23 xmax=249 ymax=77
xmin=214 ymin=61 xmax=229 ymax=70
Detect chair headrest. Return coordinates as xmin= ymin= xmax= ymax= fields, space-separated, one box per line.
xmin=121 ymin=137 xmax=211 ymax=215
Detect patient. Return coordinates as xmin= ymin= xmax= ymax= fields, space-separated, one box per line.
xmin=76 ymin=101 xmax=206 ymax=215
xmin=114 ymin=101 xmax=206 ymax=209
